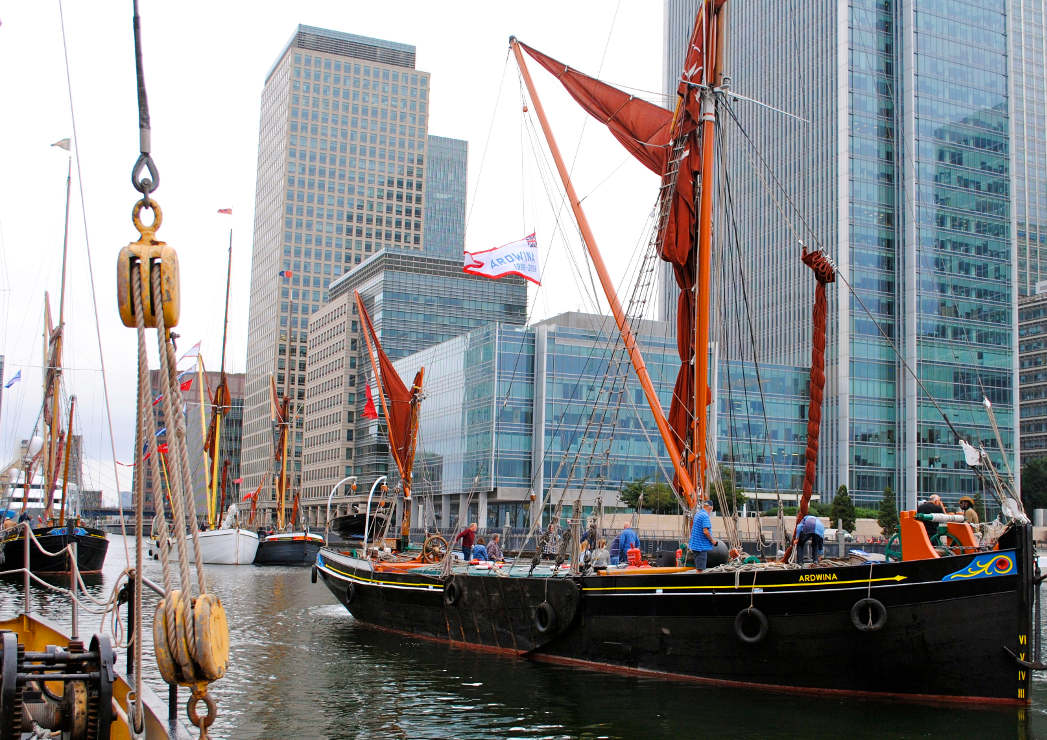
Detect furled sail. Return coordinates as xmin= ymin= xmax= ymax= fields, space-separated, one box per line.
xmin=519 ymin=3 xmax=722 ymax=486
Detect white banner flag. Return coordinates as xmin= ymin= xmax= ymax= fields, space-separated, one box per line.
xmin=463 ymin=233 xmax=541 ymax=285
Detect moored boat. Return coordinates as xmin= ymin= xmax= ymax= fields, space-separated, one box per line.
xmin=254 ymin=530 xmax=324 ymax=565
xmin=316 ymin=1 xmax=1043 ymax=706
xmin=0 ymin=523 xmax=109 ymax=573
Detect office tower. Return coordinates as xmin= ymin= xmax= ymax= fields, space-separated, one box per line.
xmin=1019 ymin=292 xmax=1047 ymax=465
xmin=423 ymin=135 xmax=468 ymax=259
xmin=665 ymin=0 xmax=1017 ymax=507
xmin=1011 ymin=0 xmax=1047 ymax=295
xmin=299 ymin=250 xmax=526 ymax=524
xmin=242 ymin=27 xmax=431 ymax=514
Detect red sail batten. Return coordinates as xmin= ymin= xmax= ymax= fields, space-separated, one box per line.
xmin=782 ymin=248 xmax=836 ymax=562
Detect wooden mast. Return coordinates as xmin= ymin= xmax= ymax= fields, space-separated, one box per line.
xmin=59 ymin=396 xmax=75 ymax=525
xmin=510 ymin=37 xmax=698 ymax=505
xmin=693 ymin=0 xmax=728 ymax=496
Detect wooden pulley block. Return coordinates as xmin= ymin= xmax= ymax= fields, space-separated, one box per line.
xmin=117 ymin=199 xmax=180 ymax=328
xmin=191 ymin=593 xmax=230 ymax=681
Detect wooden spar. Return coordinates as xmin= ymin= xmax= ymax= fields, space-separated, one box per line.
xmin=196 ymin=355 xmax=213 ymax=527
xmin=206 ymin=240 xmax=234 ymax=529
xmin=277 ymin=402 xmax=289 ymax=530
xmin=59 ymin=396 xmax=75 ymax=525
xmin=509 ymin=37 xmax=697 ymax=506
xmin=694 ymin=1 xmax=726 ymax=495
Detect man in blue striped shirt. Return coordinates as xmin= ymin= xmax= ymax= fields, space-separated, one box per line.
xmin=688 ymin=501 xmax=718 ymax=572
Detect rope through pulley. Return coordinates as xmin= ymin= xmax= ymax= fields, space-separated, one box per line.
xmin=119 ymin=3 xmax=226 ymax=735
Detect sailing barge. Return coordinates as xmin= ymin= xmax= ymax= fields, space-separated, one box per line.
xmin=317 ymin=1 xmax=1041 ymax=705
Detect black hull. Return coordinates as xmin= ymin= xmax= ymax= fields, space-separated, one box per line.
xmin=328 ymin=513 xmax=387 ymax=542
xmin=0 ymin=526 xmax=109 ymax=574
xmin=254 ymin=537 xmax=323 ymax=566
xmin=316 ymin=524 xmax=1037 ymax=704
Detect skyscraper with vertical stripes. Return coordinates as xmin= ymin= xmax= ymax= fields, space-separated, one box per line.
xmin=664 ymin=0 xmax=1024 ymax=507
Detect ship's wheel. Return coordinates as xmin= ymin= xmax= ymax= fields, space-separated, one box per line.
xmin=422 ymin=535 xmax=448 ymax=563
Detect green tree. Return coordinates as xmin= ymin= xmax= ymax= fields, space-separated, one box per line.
xmin=1021 ymin=458 xmax=1047 ymax=511
xmin=829 ymin=484 xmax=856 ymax=532
xmin=618 ymin=478 xmax=680 ymax=515
xmin=619 ymin=477 xmax=649 ymax=510
xmin=710 ymin=467 xmax=747 ymax=513
xmin=877 ymin=485 xmax=899 ymax=537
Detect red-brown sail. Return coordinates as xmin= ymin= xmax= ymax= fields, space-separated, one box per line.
xmin=518 ymin=2 xmax=725 ymax=495
xmin=354 ymin=291 xmax=423 ymax=482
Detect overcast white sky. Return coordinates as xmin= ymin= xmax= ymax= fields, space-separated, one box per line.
xmin=0 ymin=1 xmax=667 ymax=502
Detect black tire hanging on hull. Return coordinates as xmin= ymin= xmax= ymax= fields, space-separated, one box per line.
xmin=734 ymin=607 xmax=769 ymax=644
xmin=850 ymin=597 xmax=887 ymax=632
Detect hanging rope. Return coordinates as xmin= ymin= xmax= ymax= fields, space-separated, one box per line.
xmin=119 ymin=4 xmax=225 ymax=734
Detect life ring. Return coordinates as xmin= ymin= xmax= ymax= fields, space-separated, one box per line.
xmin=443 ymin=580 xmax=460 ymax=607
xmin=734 ymin=607 xmax=768 ymax=644
xmin=534 ymin=601 xmax=557 ymax=634
xmin=850 ymin=597 xmax=887 ymax=632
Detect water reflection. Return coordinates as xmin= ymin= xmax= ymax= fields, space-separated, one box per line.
xmin=0 ymin=536 xmax=1043 ymax=739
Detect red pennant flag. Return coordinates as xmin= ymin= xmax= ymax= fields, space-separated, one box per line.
xmin=363 ymin=383 xmax=379 ymax=420
xmin=157 ymin=443 xmax=169 ymax=454
xmin=152 ymin=394 xmax=163 ymax=406
xmin=242 ymin=489 xmax=257 ymax=501
xmin=217 ymin=208 xmax=233 ymax=215
xmin=233 ymin=477 xmax=243 ymax=484
xmin=179 ymin=378 xmax=193 ymax=391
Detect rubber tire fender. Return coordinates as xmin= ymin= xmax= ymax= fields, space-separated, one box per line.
xmin=534 ymin=601 xmax=557 ymax=634
xmin=343 ymin=580 xmax=355 ymax=605
xmin=850 ymin=597 xmax=887 ymax=632
xmin=311 ymin=565 xmax=318 ymax=584
xmin=443 ymin=580 xmax=460 ymax=607
xmin=734 ymin=607 xmax=769 ymax=644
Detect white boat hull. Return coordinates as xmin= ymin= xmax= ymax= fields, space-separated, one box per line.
xmin=146 ymin=528 xmax=259 ymax=565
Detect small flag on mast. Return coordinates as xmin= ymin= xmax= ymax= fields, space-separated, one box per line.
xmin=363 ymin=383 xmax=379 ymax=420
xmin=3 ymin=370 xmax=21 ymax=389
xmin=51 ymin=138 xmax=71 ymax=151
xmin=179 ymin=341 xmax=201 ymax=361
xmin=217 ymin=208 xmax=233 ymax=215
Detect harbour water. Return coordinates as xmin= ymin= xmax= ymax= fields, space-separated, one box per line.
xmin=1 ymin=535 xmax=1044 ymax=738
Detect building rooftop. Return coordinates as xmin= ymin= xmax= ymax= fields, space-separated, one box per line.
xmin=267 ymin=24 xmax=416 ymax=82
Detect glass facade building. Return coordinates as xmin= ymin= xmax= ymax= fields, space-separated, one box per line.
xmin=298 ymin=249 xmax=527 ymax=522
xmin=393 ymin=312 xmax=808 ymax=530
xmin=664 ymin=0 xmax=1019 ymax=508
xmin=1019 ymin=292 xmax=1047 ymax=464
xmin=1011 ymin=0 xmax=1047 ymax=295
xmin=423 ymin=135 xmax=467 ymax=260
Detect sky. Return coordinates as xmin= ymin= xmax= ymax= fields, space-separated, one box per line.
xmin=0 ymin=1 xmax=667 ymax=503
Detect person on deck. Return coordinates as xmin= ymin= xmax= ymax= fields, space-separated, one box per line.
xmin=612 ymin=525 xmax=639 ymax=565
xmin=917 ymin=494 xmax=946 ymax=538
xmin=454 ymin=522 xmax=477 ymax=560
xmin=543 ymin=522 xmax=561 ymax=558
xmin=486 ymin=533 xmax=504 ymax=561
xmin=958 ymin=496 xmax=980 ymax=525
xmin=591 ymin=538 xmax=610 ymax=568
xmin=689 ymin=501 xmax=718 ymax=572
xmin=794 ymin=514 xmax=825 ymax=564
xmin=472 ymin=537 xmax=489 ymax=561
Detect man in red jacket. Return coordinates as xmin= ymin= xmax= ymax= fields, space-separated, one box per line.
xmin=454 ymin=522 xmax=478 ymax=560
